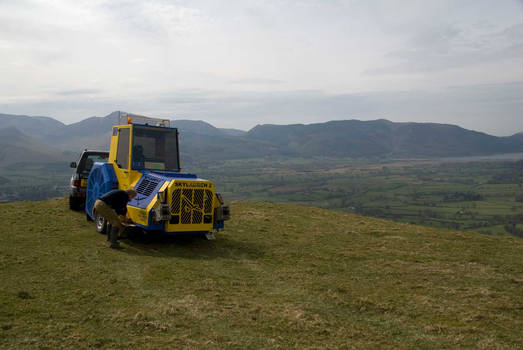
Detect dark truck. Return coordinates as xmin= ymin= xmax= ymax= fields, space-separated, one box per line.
xmin=69 ymin=150 xmax=109 ymax=210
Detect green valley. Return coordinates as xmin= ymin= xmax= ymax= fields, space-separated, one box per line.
xmin=198 ymin=156 xmax=523 ymax=237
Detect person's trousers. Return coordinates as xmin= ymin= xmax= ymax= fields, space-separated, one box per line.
xmin=93 ymin=199 xmax=123 ymax=237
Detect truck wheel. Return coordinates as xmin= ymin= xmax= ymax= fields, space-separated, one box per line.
xmin=94 ymin=211 xmax=108 ymax=234
xmin=69 ymin=196 xmax=80 ymax=211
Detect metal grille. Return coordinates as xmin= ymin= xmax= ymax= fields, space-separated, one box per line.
xmin=193 ymin=189 xmax=203 ymax=223
xmin=182 ymin=189 xmax=192 ymax=224
xmin=170 ymin=188 xmax=180 ymax=213
xmin=204 ymin=190 xmax=213 ymax=213
xmin=136 ymin=177 xmax=160 ymax=197
xmin=170 ymin=185 xmax=214 ymax=224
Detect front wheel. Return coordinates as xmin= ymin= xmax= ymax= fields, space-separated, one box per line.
xmin=94 ymin=211 xmax=107 ymax=234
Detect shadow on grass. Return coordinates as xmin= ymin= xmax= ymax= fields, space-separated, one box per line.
xmin=118 ymin=230 xmax=265 ymax=260
xmin=75 ymin=208 xmax=264 ymax=260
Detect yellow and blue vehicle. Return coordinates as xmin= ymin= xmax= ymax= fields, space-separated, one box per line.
xmin=85 ymin=112 xmax=230 ymax=238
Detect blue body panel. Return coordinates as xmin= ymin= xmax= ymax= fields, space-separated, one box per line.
xmin=128 ymin=173 xmax=168 ymax=209
xmin=85 ymin=162 xmax=118 ymax=219
xmin=147 ymin=170 xmax=197 ymax=179
xmin=128 ymin=171 xmax=198 ymax=209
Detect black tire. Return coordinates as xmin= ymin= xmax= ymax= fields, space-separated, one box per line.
xmin=69 ymin=196 xmax=80 ymax=211
xmin=106 ymin=223 xmax=113 ymax=240
xmin=94 ymin=210 xmax=108 ymax=234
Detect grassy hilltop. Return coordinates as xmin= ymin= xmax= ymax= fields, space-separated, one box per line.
xmin=1 ymin=198 xmax=522 ymax=349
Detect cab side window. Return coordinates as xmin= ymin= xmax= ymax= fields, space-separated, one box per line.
xmin=116 ymin=128 xmax=130 ymax=169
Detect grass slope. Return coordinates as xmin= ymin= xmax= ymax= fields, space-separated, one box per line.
xmin=1 ymin=199 xmax=522 ymax=349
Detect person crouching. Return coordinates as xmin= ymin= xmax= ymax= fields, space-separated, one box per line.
xmin=93 ymin=188 xmax=137 ymax=249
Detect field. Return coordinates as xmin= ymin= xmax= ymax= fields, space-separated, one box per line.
xmin=0 ymin=162 xmax=70 ymax=203
xmin=196 ymin=157 xmax=523 ymax=236
xmin=1 ymin=198 xmax=522 ymax=349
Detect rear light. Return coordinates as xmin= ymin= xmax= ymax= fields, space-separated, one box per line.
xmin=73 ymin=180 xmax=80 ymax=187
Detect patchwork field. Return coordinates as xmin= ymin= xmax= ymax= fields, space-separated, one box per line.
xmin=200 ymin=157 xmax=523 ymax=236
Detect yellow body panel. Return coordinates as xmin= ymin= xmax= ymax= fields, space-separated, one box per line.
xmin=108 ymin=125 xmax=131 ymax=165
xmin=125 ymin=176 xmax=160 ymax=227
xmin=126 ymin=206 xmax=148 ymax=226
xmin=110 ymin=124 xmax=132 ymax=189
xmin=109 ymin=124 xmax=143 ymax=190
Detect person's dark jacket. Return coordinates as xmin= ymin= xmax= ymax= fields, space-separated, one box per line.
xmin=99 ymin=190 xmax=130 ymax=216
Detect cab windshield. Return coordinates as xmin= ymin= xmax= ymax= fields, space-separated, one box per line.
xmin=131 ymin=126 xmax=180 ymax=171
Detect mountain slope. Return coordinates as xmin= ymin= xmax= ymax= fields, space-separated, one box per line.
xmin=219 ymin=128 xmax=247 ymax=136
xmin=390 ymin=122 xmax=517 ymax=156
xmin=0 ymin=199 xmax=522 ymax=349
xmin=246 ymin=119 xmax=523 ymax=157
xmin=170 ymin=120 xmax=246 ymax=137
xmin=0 ymin=113 xmax=65 ymax=140
xmin=42 ymin=112 xmax=119 ymax=150
xmin=171 ymin=119 xmax=223 ymax=136
xmin=0 ymin=127 xmax=66 ymax=165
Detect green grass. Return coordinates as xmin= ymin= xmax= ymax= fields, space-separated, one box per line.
xmin=1 ymin=198 xmax=522 ymax=349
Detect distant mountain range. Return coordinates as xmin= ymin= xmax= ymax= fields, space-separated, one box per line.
xmin=247 ymin=119 xmax=523 ymax=158
xmin=1 ymin=112 xmax=522 ymax=166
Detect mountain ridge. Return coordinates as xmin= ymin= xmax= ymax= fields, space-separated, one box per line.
xmin=247 ymin=119 xmax=523 ymax=158
xmin=1 ymin=112 xmax=522 ymax=162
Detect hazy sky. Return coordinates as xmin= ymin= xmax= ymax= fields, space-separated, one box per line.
xmin=1 ymin=0 xmax=522 ymax=135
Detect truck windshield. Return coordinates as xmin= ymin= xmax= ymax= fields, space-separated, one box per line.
xmin=131 ymin=126 xmax=180 ymax=171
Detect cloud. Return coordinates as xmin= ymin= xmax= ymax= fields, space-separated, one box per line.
xmin=57 ymin=89 xmax=103 ymax=96
xmin=0 ymin=0 xmax=522 ymax=136
xmin=368 ymin=21 xmax=523 ymax=74
xmin=99 ymin=0 xmax=203 ymax=37
xmin=228 ymin=78 xmax=285 ymax=85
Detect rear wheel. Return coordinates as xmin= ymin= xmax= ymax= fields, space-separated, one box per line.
xmin=94 ymin=210 xmax=108 ymax=234
xmin=69 ymin=196 xmax=81 ymax=211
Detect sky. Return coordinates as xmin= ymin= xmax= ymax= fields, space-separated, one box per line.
xmin=0 ymin=0 xmax=522 ymax=135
